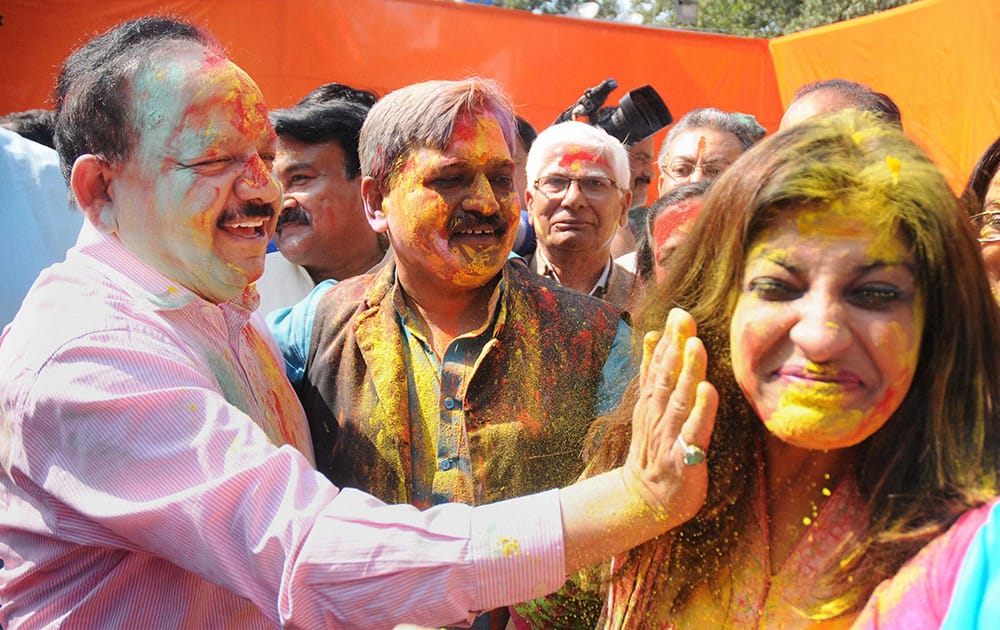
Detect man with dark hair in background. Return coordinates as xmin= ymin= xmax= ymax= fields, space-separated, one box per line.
xmin=0 ymin=108 xmax=57 ymax=148
xmin=779 ymin=78 xmax=903 ymax=130
xmin=257 ymin=83 xmax=388 ymax=314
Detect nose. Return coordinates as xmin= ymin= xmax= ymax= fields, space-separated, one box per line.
xmin=464 ymin=172 xmax=501 ymax=216
xmin=788 ymin=292 xmax=852 ymax=363
xmin=688 ymin=167 xmax=708 ymax=184
xmin=561 ymin=178 xmax=588 ymax=207
xmin=236 ymin=154 xmax=281 ymax=205
xmin=281 ymin=188 xmax=299 ymax=211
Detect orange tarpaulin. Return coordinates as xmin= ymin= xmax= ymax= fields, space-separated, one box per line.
xmin=0 ymin=0 xmax=779 ymax=205
xmin=770 ymin=0 xmax=1000 ymax=193
xmin=1 ymin=0 xmax=995 ymax=194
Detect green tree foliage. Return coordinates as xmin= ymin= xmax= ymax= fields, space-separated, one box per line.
xmin=493 ymin=0 xmax=916 ymax=37
xmin=498 ymin=0 xmax=620 ymax=19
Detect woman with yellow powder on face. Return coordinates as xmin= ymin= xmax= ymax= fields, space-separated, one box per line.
xmin=583 ymin=110 xmax=1000 ymax=629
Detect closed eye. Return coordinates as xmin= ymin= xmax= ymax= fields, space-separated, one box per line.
xmin=177 ymin=157 xmax=233 ymax=174
xmin=847 ymin=285 xmax=905 ymax=310
xmin=747 ymin=277 xmax=802 ymax=301
xmin=429 ymin=175 xmax=468 ymax=189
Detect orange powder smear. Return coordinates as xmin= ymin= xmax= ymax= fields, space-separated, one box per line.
xmin=558 ymin=149 xmax=609 ymax=171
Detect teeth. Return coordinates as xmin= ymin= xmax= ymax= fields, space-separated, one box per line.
xmin=459 ymin=228 xmax=493 ymax=235
xmin=227 ymin=219 xmax=265 ymax=229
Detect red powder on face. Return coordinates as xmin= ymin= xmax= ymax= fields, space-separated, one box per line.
xmin=558 ymin=150 xmax=610 ymax=170
xmin=652 ymin=199 xmax=703 ymax=252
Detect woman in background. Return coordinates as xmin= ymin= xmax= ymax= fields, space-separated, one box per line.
xmin=963 ymin=135 xmax=1000 ymax=298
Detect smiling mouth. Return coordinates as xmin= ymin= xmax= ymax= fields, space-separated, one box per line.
xmin=219 ymin=217 xmax=269 ymax=239
xmin=218 ymin=202 xmax=274 ymax=240
xmin=454 ymin=227 xmax=500 ymax=236
xmin=778 ymin=368 xmax=863 ymax=388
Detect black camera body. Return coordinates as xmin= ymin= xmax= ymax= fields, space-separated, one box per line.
xmin=553 ymin=78 xmax=673 ymax=146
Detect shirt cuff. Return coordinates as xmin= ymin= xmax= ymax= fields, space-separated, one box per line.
xmin=470 ymin=488 xmax=566 ymax=612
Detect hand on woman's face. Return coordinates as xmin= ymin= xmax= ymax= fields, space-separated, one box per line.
xmin=729 ymin=204 xmax=924 ymax=450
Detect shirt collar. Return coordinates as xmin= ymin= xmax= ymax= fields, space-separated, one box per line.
xmin=534 ymin=248 xmax=613 ymax=298
xmin=390 ymin=267 xmax=507 ymax=343
xmin=76 ymin=221 xmax=260 ymax=316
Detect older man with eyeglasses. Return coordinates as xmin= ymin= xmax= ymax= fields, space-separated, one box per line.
xmin=656 ymin=107 xmax=763 ymax=197
xmin=524 ymin=121 xmax=636 ymax=309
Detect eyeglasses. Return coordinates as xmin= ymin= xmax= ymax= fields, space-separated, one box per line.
xmin=659 ymin=159 xmax=728 ymax=183
xmin=970 ymin=211 xmax=1000 ymax=243
xmin=533 ymin=175 xmax=622 ymax=199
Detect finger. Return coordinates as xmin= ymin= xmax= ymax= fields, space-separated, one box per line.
xmin=639 ymin=307 xmax=677 ymax=390
xmin=681 ymin=381 xmax=718 ymax=455
xmin=646 ymin=309 xmax=695 ymax=411
xmin=639 ymin=329 xmax=662 ymax=387
xmin=664 ymin=336 xmax=707 ymax=436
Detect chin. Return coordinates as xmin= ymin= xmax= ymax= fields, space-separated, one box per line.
xmin=762 ymin=405 xmax=887 ymax=451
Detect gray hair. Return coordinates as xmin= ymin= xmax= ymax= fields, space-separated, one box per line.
xmin=658 ymin=107 xmax=762 ymax=165
xmin=359 ymin=78 xmax=517 ymax=190
xmin=526 ymin=120 xmax=631 ymax=191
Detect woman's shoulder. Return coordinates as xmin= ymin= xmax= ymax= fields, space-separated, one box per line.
xmin=853 ymin=499 xmax=998 ymax=629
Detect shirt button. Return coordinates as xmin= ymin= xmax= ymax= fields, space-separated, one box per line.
xmin=443 ymin=397 xmax=457 ymax=410
xmin=439 ymin=459 xmax=452 ymax=471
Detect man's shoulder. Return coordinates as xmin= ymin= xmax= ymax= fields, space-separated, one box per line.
xmin=309 ymin=267 xmax=390 ymax=337
xmin=504 ymin=262 xmax=622 ymax=323
xmin=2 ymin=262 xmax=189 ymax=383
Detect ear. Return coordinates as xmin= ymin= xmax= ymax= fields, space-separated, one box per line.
xmin=361 ymin=176 xmax=389 ymax=234
xmin=70 ymin=154 xmax=118 ymax=234
xmin=524 ymin=187 xmax=538 ymax=221
xmin=619 ymin=191 xmax=633 ymax=228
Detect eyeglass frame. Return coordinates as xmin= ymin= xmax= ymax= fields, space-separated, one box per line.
xmin=658 ymin=158 xmax=730 ymax=184
xmin=970 ymin=210 xmax=1000 ymax=243
xmin=532 ymin=174 xmax=625 ymax=199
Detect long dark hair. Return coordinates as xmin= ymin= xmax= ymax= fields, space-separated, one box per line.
xmin=586 ymin=110 xmax=1000 ymax=619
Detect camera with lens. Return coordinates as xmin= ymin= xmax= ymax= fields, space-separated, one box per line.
xmin=553 ymin=78 xmax=673 ymax=146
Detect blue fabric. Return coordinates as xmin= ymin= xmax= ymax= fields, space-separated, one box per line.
xmin=1 ymin=129 xmax=83 ymax=325
xmin=596 ymin=319 xmax=637 ymax=416
xmin=265 ymin=279 xmax=337 ymax=386
xmin=941 ymin=500 xmax=1000 ymax=629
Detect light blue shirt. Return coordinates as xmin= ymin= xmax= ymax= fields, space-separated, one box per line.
xmin=1 ymin=129 xmax=82 ymax=325
xmin=265 ymin=278 xmax=338 ymax=386
xmin=941 ymin=500 xmax=1000 ymax=629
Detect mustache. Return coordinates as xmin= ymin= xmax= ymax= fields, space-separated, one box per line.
xmin=219 ymin=202 xmax=274 ymax=223
xmin=277 ymin=205 xmax=310 ymax=228
xmin=446 ymin=212 xmax=508 ymax=235
xmin=634 ymin=176 xmax=652 ymax=185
